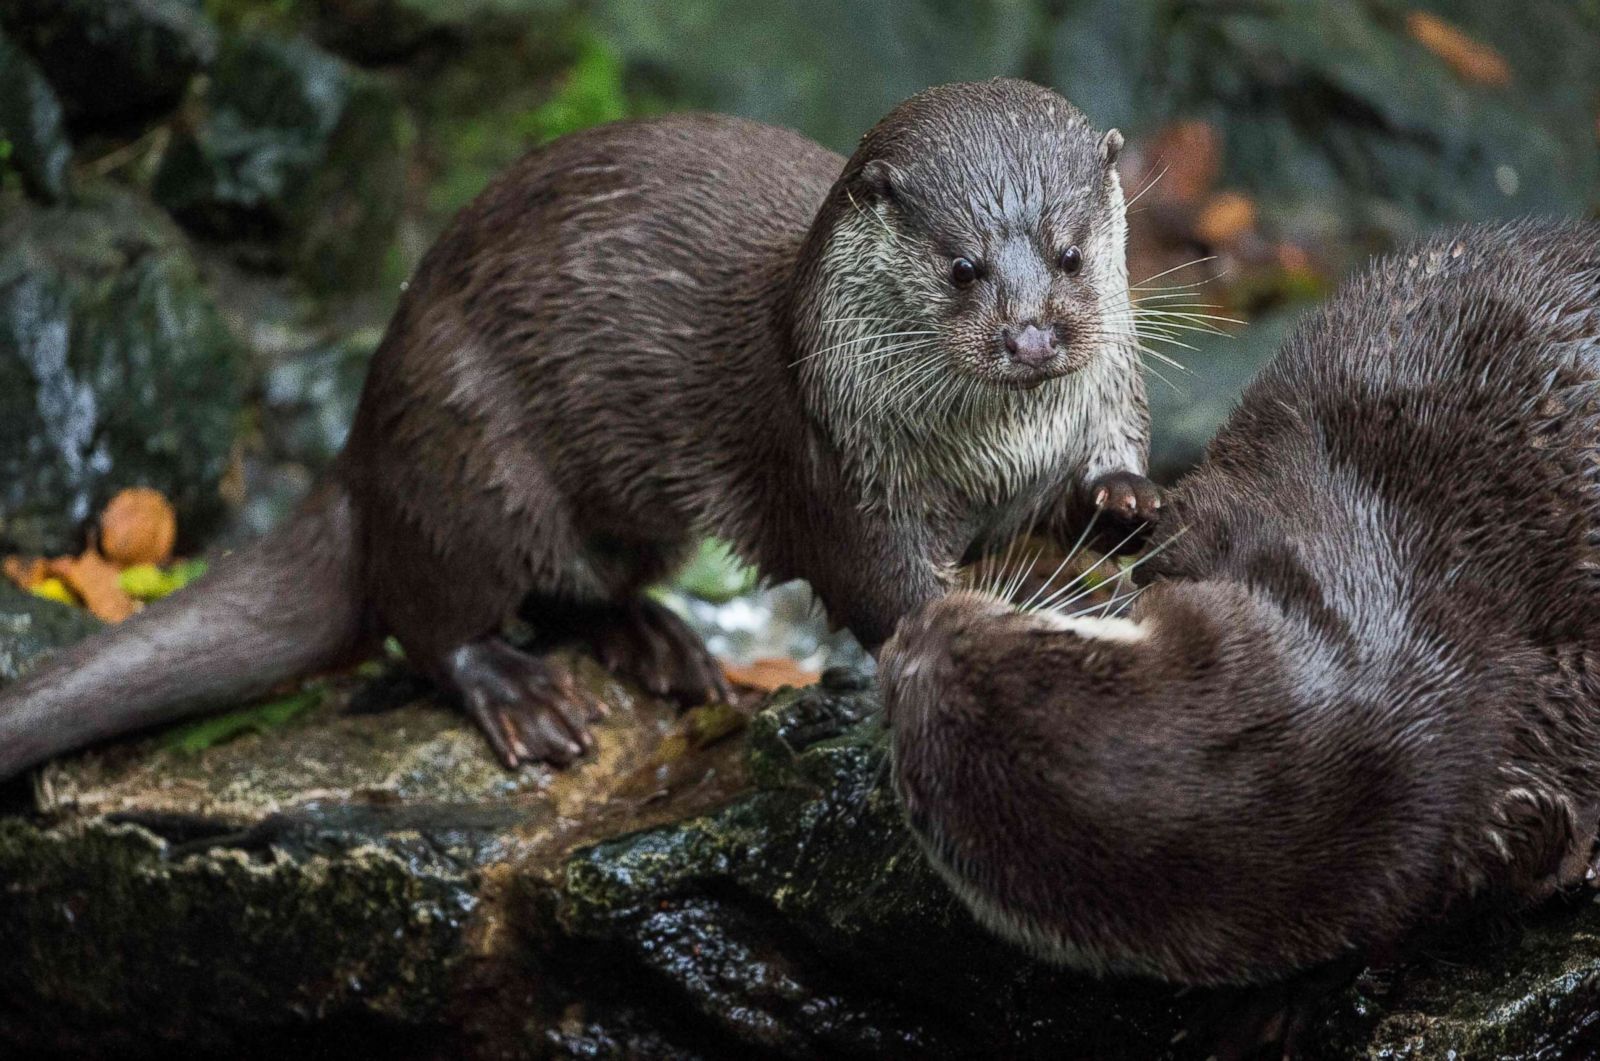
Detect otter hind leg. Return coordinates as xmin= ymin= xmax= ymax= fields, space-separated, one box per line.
xmin=562 ymin=597 xmax=732 ymax=707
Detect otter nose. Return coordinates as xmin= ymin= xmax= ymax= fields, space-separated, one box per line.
xmin=1002 ymin=323 xmax=1057 ymax=367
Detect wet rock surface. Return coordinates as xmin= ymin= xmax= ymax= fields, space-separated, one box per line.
xmin=3 ymin=600 xmax=1599 ymax=1061
xmin=0 ymin=185 xmax=244 ymax=555
xmin=0 ymin=0 xmax=217 ymax=130
xmin=153 ymin=33 xmax=405 ymax=293
xmin=0 ymin=29 xmax=71 ymax=203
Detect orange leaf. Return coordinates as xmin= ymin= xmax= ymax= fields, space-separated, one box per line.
xmin=723 ymin=657 xmax=820 ymax=693
xmin=47 ymin=551 xmax=137 ymax=623
xmin=1194 ymin=192 xmax=1257 ymax=247
xmin=1407 ymin=12 xmax=1511 ymax=87
xmin=3 ymin=555 xmax=47 ymax=591
xmin=99 ymin=487 xmax=178 ymax=567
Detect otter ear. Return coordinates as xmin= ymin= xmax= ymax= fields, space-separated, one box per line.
xmin=858 ymin=159 xmax=898 ymax=202
xmin=1099 ymin=129 xmax=1124 ymax=167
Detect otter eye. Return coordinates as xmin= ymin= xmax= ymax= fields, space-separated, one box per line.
xmin=950 ymin=257 xmax=978 ymax=286
xmin=1058 ymin=246 xmax=1084 ymax=275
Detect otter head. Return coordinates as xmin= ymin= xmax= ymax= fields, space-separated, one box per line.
xmin=880 ymin=588 xmax=1160 ymax=976
xmin=881 ymin=580 xmax=1404 ymax=987
xmin=799 ymin=78 xmax=1130 ymax=405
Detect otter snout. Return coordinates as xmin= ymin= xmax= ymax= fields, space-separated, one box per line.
xmin=1001 ymin=322 xmax=1059 ymax=367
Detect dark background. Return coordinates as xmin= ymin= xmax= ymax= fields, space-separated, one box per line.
xmin=1 ymin=0 xmax=1597 ymax=554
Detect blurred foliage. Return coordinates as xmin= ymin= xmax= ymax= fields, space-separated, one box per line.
xmin=424 ymin=27 xmax=628 ymax=216
xmin=674 ymin=538 xmax=760 ymax=604
xmin=160 ymin=685 xmax=324 ymax=754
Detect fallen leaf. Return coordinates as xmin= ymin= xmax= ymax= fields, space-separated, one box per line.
xmin=1407 ymin=12 xmax=1512 ymax=87
xmin=1195 ymin=191 xmax=1257 ymax=247
xmin=3 ymin=555 xmax=46 ymax=591
xmin=30 ymin=578 xmax=79 ymax=608
xmin=48 ymin=551 xmax=137 ymax=623
xmin=119 ymin=559 xmax=207 ymax=602
xmin=161 ymin=688 xmax=324 ymax=755
xmin=99 ymin=487 xmax=178 ymax=567
xmin=723 ymin=657 xmax=820 ymax=693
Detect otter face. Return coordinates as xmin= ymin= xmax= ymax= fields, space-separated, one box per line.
xmin=836 ymin=81 xmax=1131 ymax=391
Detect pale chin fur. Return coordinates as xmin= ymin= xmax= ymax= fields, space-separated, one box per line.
xmin=1030 ymin=609 xmax=1148 ymax=643
xmin=795 ymin=174 xmax=1141 ymax=515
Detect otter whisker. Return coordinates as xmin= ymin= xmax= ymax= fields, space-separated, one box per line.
xmin=1016 ymin=507 xmax=1103 ymax=612
xmin=1029 ymin=523 xmax=1151 ymax=614
xmin=1040 ymin=526 xmax=1188 ymax=617
xmin=1124 ymin=163 xmax=1169 ymax=211
xmin=792 ymin=328 xmax=941 ymax=365
xmin=855 ymin=356 xmax=948 ymax=429
xmin=1132 ymin=255 xmax=1218 ymax=289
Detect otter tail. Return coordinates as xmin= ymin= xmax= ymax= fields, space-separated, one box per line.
xmin=0 ymin=477 xmax=369 ymax=780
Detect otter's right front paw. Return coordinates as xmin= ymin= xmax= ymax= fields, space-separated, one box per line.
xmin=1087 ymin=470 xmax=1162 ymax=525
xmin=443 ymin=637 xmax=602 ymax=768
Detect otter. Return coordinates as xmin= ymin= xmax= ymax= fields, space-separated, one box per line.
xmin=884 ymin=218 xmax=1600 ymax=993
xmin=0 ymin=78 xmax=1155 ymax=778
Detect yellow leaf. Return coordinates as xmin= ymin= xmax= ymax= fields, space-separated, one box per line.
xmin=30 ymin=577 xmax=79 ymax=607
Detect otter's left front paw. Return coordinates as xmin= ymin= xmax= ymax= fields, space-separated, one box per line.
xmin=1087 ymin=471 xmax=1162 ymax=524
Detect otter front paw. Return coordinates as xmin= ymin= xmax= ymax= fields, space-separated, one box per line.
xmin=1087 ymin=471 xmax=1162 ymax=525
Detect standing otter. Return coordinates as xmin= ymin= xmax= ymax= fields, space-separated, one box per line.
xmin=0 ymin=78 xmax=1155 ymax=777
xmin=884 ymin=218 xmax=1600 ymax=991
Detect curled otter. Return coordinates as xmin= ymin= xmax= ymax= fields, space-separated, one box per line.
xmin=0 ymin=78 xmax=1155 ymax=778
xmin=885 ymin=218 xmax=1600 ymax=988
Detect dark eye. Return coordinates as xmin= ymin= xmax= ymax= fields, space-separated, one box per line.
xmin=950 ymin=257 xmax=978 ymax=286
xmin=1058 ymin=246 xmax=1083 ymax=274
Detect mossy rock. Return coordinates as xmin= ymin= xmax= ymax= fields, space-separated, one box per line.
xmin=153 ymin=33 xmax=405 ymax=294
xmin=0 ymin=29 xmax=71 ymax=202
xmin=0 ymin=580 xmax=101 ymax=684
xmin=5 ymin=661 xmax=1600 ymax=1057
xmin=0 ymin=0 xmax=216 ymax=130
xmin=0 ymin=184 xmax=245 ymax=555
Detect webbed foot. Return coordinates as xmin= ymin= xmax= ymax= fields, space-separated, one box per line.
xmin=572 ymin=598 xmax=731 ymax=707
xmin=443 ymin=636 xmax=602 ymax=768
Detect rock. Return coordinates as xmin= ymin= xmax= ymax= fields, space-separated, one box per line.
xmin=260 ymin=328 xmax=380 ymax=469
xmin=0 ymin=184 xmax=244 ymax=555
xmin=0 ymin=579 xmax=100 ymax=683
xmin=152 ymin=33 xmax=406 ymax=294
xmin=0 ymin=0 xmax=216 ymax=130
xmin=0 ymin=643 xmax=739 ymax=1056
xmin=0 ymin=30 xmax=71 ymax=202
xmin=5 ymin=670 xmax=1599 ymax=1057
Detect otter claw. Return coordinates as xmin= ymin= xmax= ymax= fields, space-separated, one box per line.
xmin=1088 ymin=470 xmax=1162 ymax=525
xmin=571 ymin=598 xmax=731 ymax=707
xmin=445 ymin=636 xmax=599 ymax=769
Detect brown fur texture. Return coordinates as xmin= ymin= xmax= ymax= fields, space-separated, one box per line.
xmin=0 ymin=78 xmax=1150 ymax=777
xmin=885 ymin=218 xmax=1600 ymax=988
